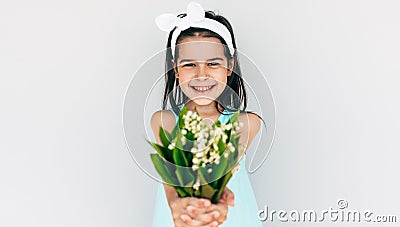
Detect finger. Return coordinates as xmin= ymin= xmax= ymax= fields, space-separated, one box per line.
xmin=186 ymin=203 xmax=224 ymax=216
xmin=186 ymin=205 xmax=212 ymax=216
xmin=180 ymin=213 xmax=203 ymax=226
xmin=175 ymin=218 xmax=192 ymax=227
xmin=171 ymin=206 xmax=187 ymax=222
xmin=193 ymin=210 xmax=220 ymax=223
xmin=185 ymin=197 xmax=212 ymax=208
xmin=200 ymin=221 xmax=219 ymax=227
xmin=218 ymin=198 xmax=234 ymax=208
xmin=203 ymin=204 xmax=228 ymax=224
xmin=221 ymin=188 xmax=235 ymax=207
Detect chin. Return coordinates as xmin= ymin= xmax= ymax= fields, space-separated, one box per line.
xmin=190 ymin=97 xmax=215 ymax=106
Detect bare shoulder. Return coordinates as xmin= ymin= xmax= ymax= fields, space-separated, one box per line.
xmin=237 ymin=112 xmax=262 ymax=153
xmin=238 ymin=112 xmax=261 ymax=135
xmin=150 ymin=110 xmax=176 ymax=136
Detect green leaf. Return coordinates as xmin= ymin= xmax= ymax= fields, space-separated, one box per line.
xmin=214 ymin=119 xmax=221 ymax=127
xmin=147 ymin=140 xmax=172 ymax=162
xmin=178 ymin=104 xmax=188 ymax=129
xmin=171 ymin=124 xmax=179 ymax=138
xmin=231 ymin=136 xmax=239 ymax=160
xmin=183 ymin=140 xmax=194 ymax=165
xmin=185 ymin=187 xmax=194 ymax=197
xmin=150 ymin=154 xmax=177 ymax=185
xmin=217 ymin=137 xmax=226 ymax=156
xmin=194 ymin=187 xmax=201 ymax=197
xmin=159 ymin=126 xmax=172 ymax=147
xmin=172 ymin=136 xmax=189 ymax=167
xmin=175 ymin=167 xmax=195 ymax=187
xmin=185 ymin=131 xmax=195 ymax=141
xmin=197 ymin=168 xmax=208 ymax=185
xmin=212 ymin=170 xmax=233 ymax=203
xmin=198 ymin=165 xmax=211 ymax=184
xmin=175 ymin=186 xmax=189 ymax=197
xmin=211 ymin=153 xmax=229 ymax=182
xmin=184 ymin=179 xmax=196 ymax=197
xmin=196 ymin=170 xmax=216 ymax=201
xmin=201 ymin=184 xmax=218 ymax=202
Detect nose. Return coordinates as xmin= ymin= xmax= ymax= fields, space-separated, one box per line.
xmin=195 ymin=62 xmax=209 ymax=80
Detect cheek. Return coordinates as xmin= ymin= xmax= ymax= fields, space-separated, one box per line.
xmin=214 ymin=73 xmax=228 ymax=84
xmin=178 ymin=76 xmax=191 ymax=87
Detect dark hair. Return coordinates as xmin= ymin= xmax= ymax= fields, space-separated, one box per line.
xmin=161 ymin=10 xmax=265 ymax=127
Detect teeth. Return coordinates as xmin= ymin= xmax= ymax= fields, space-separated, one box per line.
xmin=193 ymin=86 xmax=212 ymax=91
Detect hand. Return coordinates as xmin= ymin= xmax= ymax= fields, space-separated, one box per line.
xmin=181 ymin=188 xmax=235 ymax=226
xmin=169 ymin=196 xmax=219 ymax=227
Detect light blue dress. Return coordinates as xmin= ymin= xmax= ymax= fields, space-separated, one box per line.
xmin=151 ymin=106 xmax=263 ymax=227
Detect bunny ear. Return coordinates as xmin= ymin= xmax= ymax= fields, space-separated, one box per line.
xmin=155 ymin=13 xmax=178 ymax=32
xmin=186 ymin=1 xmax=205 ymax=21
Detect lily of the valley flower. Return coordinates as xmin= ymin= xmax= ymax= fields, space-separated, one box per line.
xmin=168 ymin=142 xmax=175 ymax=150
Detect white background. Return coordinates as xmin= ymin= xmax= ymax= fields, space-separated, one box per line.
xmin=1 ymin=0 xmax=399 ymax=226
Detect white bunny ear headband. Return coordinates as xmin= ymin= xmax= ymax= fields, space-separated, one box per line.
xmin=155 ymin=1 xmax=235 ymax=58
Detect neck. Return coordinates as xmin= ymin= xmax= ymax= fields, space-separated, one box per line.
xmin=184 ymin=101 xmax=223 ymax=117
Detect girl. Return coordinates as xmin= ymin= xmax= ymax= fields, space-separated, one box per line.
xmin=151 ymin=2 xmax=264 ymax=226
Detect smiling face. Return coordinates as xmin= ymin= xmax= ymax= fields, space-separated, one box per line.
xmin=173 ymin=36 xmax=234 ymax=106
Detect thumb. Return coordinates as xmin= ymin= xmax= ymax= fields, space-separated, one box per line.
xmin=222 ymin=187 xmax=235 ymax=207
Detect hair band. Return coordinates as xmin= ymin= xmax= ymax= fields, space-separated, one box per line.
xmin=155 ymin=1 xmax=235 ymax=58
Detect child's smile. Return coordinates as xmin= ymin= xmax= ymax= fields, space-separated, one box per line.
xmin=191 ymin=85 xmax=215 ymax=93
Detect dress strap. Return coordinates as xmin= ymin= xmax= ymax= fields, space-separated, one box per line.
xmin=168 ymin=104 xmax=183 ymax=122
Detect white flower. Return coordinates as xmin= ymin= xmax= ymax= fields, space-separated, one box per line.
xmin=195 ymin=152 xmax=204 ymax=158
xmin=207 ymin=168 xmax=212 ymax=173
xmin=222 ymin=134 xmax=228 ymax=143
xmin=192 ymin=158 xmax=199 ymax=164
xmin=191 ymin=148 xmax=197 ymax=153
xmin=187 ymin=111 xmax=193 ymax=117
xmin=192 ymin=165 xmax=199 ymax=171
xmin=224 ymin=152 xmax=229 ymax=158
xmin=213 ymin=143 xmax=218 ymax=151
xmin=193 ymin=178 xmax=200 ymax=190
xmin=181 ymin=129 xmax=187 ymax=135
xmin=168 ymin=142 xmax=175 ymax=150
xmin=227 ymin=142 xmax=235 ymax=152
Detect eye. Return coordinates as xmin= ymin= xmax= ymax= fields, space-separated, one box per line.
xmin=208 ymin=62 xmax=220 ymax=66
xmin=182 ymin=63 xmax=196 ymax=67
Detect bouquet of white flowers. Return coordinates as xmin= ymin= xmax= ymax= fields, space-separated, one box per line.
xmin=148 ymin=105 xmax=243 ymax=204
